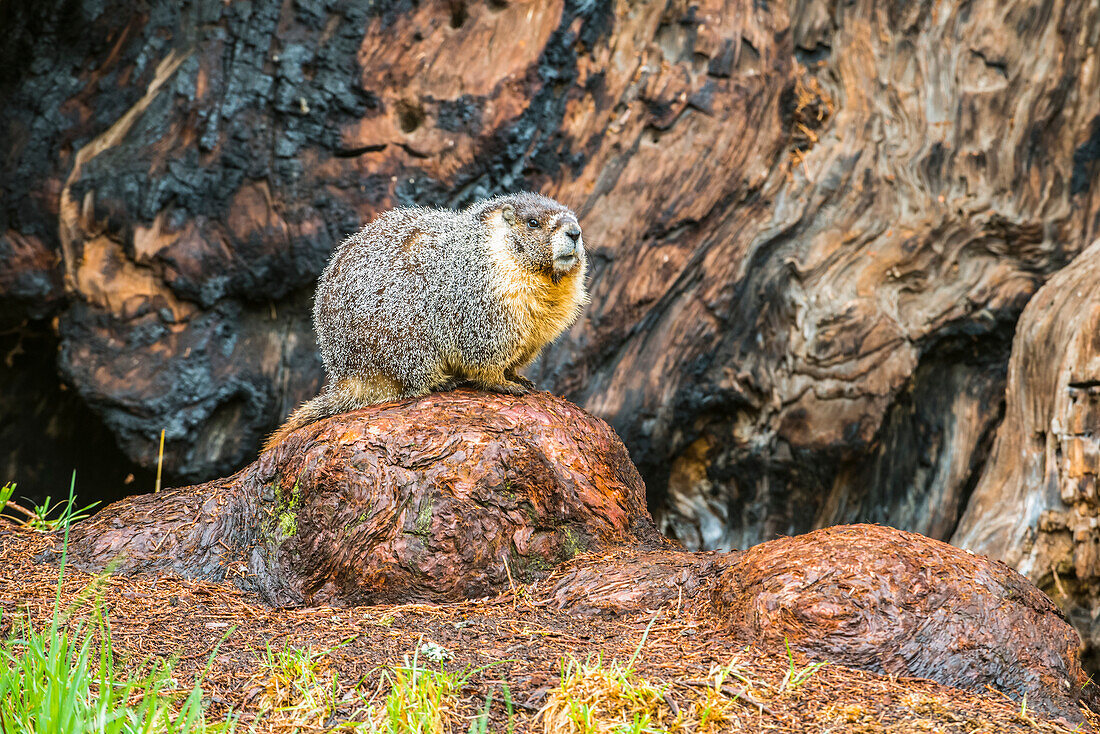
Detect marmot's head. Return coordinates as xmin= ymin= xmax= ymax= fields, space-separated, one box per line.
xmin=477 ymin=193 xmax=585 ymax=282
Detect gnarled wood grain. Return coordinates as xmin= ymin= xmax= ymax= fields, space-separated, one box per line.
xmin=954 ymin=237 xmax=1100 ymax=670
xmin=3 ymin=0 xmax=1098 ymax=543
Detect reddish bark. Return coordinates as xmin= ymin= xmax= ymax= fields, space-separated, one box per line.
xmin=718 ymin=525 xmax=1092 ymax=720
xmin=65 ymin=391 xmax=664 ymax=606
xmin=63 ymin=391 xmax=1094 ymax=720
xmin=538 ymin=525 xmax=1094 ymax=721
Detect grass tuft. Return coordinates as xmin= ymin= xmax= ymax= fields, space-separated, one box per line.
xmin=366 ymin=652 xmax=474 ymax=734
xmin=540 ymin=654 xmax=676 ymax=734
xmin=467 ymin=685 xmax=514 ymax=734
xmin=0 ymin=473 xmax=232 ymax=732
xmin=779 ymin=638 xmax=827 ymax=693
xmin=255 ymin=644 xmax=340 ymax=732
xmin=1 ymin=480 xmax=99 ymax=532
xmin=253 ymin=642 xmax=485 ymax=734
xmin=0 ymin=610 xmax=232 ymax=733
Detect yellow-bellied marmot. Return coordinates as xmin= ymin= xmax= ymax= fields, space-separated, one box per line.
xmin=263 ymin=192 xmax=588 ymax=450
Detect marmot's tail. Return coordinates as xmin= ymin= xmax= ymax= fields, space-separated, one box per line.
xmin=262 ymin=392 xmax=338 ymax=452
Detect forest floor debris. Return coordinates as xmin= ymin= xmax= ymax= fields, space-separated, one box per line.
xmin=0 ymin=529 xmax=1094 ymax=733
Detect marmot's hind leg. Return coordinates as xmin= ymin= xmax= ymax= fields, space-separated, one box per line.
xmin=429 ymin=359 xmax=530 ymax=397
xmin=432 ymin=375 xmax=463 ymax=393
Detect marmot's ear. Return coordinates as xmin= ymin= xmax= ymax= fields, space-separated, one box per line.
xmin=500 ymin=204 xmax=516 ymax=224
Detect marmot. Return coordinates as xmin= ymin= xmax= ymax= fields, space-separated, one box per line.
xmin=263 ymin=192 xmax=588 ymax=450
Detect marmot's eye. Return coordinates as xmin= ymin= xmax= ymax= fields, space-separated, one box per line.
xmin=527 ymin=218 xmax=540 ymax=229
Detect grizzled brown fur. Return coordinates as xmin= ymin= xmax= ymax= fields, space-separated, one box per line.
xmin=263 ymin=193 xmax=588 ymax=450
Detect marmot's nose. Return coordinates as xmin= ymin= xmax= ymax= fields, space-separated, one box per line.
xmin=565 ymin=224 xmax=581 ymax=243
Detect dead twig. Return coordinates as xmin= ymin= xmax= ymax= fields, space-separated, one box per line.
xmin=679 ymin=679 xmax=778 ymax=717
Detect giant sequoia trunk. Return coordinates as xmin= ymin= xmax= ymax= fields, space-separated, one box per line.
xmin=3 ymin=0 xmax=1100 ymax=664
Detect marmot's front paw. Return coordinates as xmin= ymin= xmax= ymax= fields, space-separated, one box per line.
xmin=487 ymin=380 xmax=532 ymax=396
xmin=506 ymin=373 xmax=536 ymax=390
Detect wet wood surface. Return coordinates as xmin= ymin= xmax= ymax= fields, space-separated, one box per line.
xmin=62 ymin=392 xmax=1093 ymax=720
xmin=65 ymin=391 xmax=665 ymax=605
xmin=540 ymin=525 xmax=1096 ymax=721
